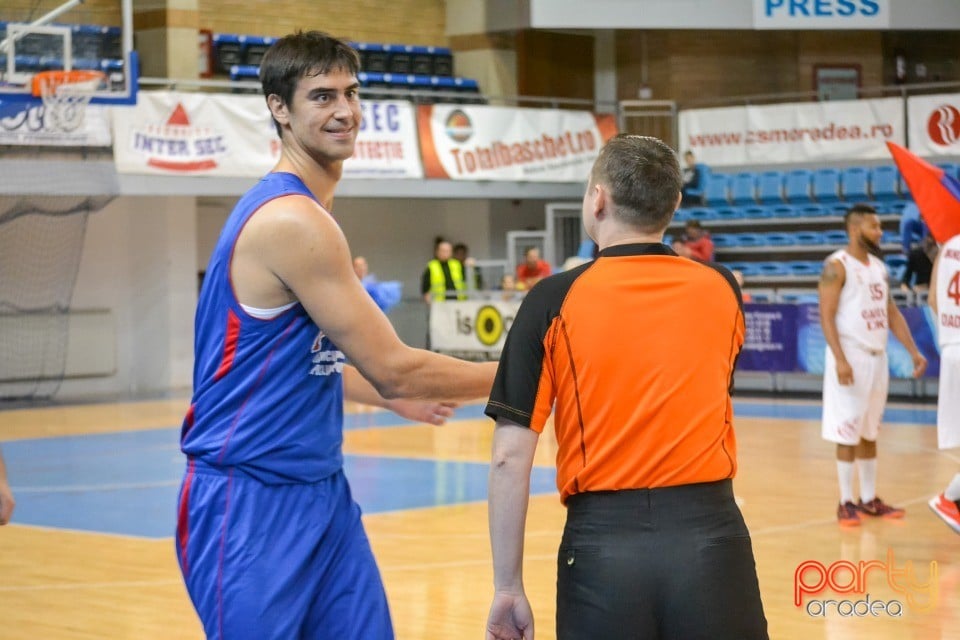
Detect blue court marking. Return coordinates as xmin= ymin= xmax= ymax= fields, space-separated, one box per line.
xmin=344 ymin=403 xmax=488 ymax=430
xmin=2 ymin=426 xmax=556 ymax=539
xmin=732 ymin=400 xmax=937 ymax=425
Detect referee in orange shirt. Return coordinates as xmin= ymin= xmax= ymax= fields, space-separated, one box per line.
xmin=484 ymin=134 xmax=767 ymax=640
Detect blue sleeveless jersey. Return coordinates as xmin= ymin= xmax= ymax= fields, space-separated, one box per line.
xmin=181 ymin=172 xmax=346 ymax=484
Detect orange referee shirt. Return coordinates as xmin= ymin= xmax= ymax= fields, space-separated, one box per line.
xmin=485 ymin=243 xmax=745 ymax=504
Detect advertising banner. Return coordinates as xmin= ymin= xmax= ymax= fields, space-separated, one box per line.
xmin=680 ymin=98 xmax=904 ymax=167
xmin=429 ymin=299 xmax=522 ymax=354
xmin=906 ymin=93 xmax=960 ymax=158
xmin=418 ymin=104 xmax=618 ymax=182
xmin=0 ymin=98 xmax=111 ymax=146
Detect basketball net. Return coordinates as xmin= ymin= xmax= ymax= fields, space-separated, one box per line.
xmin=31 ymin=70 xmax=105 ymax=133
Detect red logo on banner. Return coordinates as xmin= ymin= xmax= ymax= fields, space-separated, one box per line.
xmin=927 ymin=105 xmax=960 ymax=146
xmin=131 ymin=102 xmax=226 ymax=172
xmin=444 ymin=109 xmax=473 ymax=143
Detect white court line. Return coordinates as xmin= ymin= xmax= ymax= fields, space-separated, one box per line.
xmin=0 ymin=579 xmax=182 ymax=593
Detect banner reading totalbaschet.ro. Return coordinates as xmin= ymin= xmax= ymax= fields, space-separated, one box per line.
xmin=680 ymin=97 xmax=904 ymax=167
xmin=418 ymin=104 xmax=618 ymax=181
xmin=112 ymin=91 xmax=423 ymax=178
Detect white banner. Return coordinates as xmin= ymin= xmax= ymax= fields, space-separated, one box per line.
xmin=907 ymin=93 xmax=960 ymax=157
xmin=429 ymin=299 xmax=522 ymax=353
xmin=112 ymin=91 xmax=276 ymax=176
xmin=419 ymin=104 xmax=617 ymax=182
xmin=112 ymin=92 xmax=423 ymax=178
xmin=754 ymin=0 xmax=890 ymax=29
xmin=0 ymin=98 xmax=112 ymax=146
xmin=680 ymin=98 xmax=904 ymax=167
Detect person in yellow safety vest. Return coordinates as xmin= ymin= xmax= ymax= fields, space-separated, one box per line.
xmin=421 ymin=239 xmax=467 ymax=302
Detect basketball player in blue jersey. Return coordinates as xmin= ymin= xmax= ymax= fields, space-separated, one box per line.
xmin=176 ymin=31 xmax=497 ymax=639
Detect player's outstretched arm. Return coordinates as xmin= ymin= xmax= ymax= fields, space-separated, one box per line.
xmin=255 ymin=196 xmax=496 ymax=402
xmin=487 ymin=419 xmax=538 ymax=640
xmin=818 ymin=259 xmax=853 ymax=385
xmin=342 ymin=365 xmax=456 ymax=425
xmin=0 ymin=448 xmax=15 ymax=525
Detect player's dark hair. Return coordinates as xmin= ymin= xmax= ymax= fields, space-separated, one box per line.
xmin=843 ymin=203 xmax=878 ymax=230
xmin=260 ymin=31 xmax=360 ymax=137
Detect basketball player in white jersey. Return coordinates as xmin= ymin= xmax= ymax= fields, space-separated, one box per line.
xmin=928 ymin=232 xmax=960 ymax=534
xmin=819 ymin=204 xmax=928 ymax=527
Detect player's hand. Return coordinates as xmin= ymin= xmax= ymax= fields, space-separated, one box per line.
xmin=0 ymin=482 xmax=15 ymax=525
xmin=911 ymin=351 xmax=928 ymax=378
xmin=836 ymin=359 xmax=854 ymax=385
xmin=387 ymin=399 xmax=457 ymax=426
xmin=486 ymin=590 xmax=534 ymax=640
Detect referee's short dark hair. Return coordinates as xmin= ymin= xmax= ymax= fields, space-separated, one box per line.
xmin=589 ymin=134 xmax=682 ymax=233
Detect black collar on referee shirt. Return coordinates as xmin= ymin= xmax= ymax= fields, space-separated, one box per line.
xmin=598 ymin=243 xmax=677 ymax=258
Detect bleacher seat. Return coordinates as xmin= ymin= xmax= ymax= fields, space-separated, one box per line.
xmin=765 ymin=232 xmax=794 ymax=247
xmin=229 ymin=64 xmax=259 ymax=81
xmin=736 ymin=233 xmax=767 ymax=248
xmin=785 ymin=169 xmax=813 ymax=203
xmin=825 ymin=203 xmax=850 ymax=217
xmin=882 ymin=231 xmax=902 ymax=245
xmin=796 ymin=203 xmax=827 ymax=218
xmin=214 ymin=34 xmax=243 ymax=73
xmin=785 ymin=262 xmax=822 ymax=277
xmin=757 ymin=171 xmax=785 ymax=205
xmin=723 ymin=262 xmax=759 ymax=276
xmin=823 ymin=230 xmax=848 ymax=245
xmin=712 ymin=234 xmax=739 ymax=249
xmin=754 ymin=262 xmax=790 ymax=276
xmin=713 ymin=206 xmax=745 ymax=221
xmin=685 ymin=207 xmax=720 ymax=221
xmin=355 ymin=42 xmax=389 ymax=73
xmin=741 ymin=206 xmax=773 ymax=219
xmin=780 ymin=291 xmax=820 ymax=303
xmin=731 ymin=172 xmax=757 ymax=206
xmin=813 ymin=168 xmax=841 ymax=203
xmin=704 ymin=174 xmax=730 ymax=207
xmin=884 ymin=201 xmax=910 ymax=215
xmin=869 ymin=166 xmax=900 ymax=201
xmin=793 ymin=231 xmax=826 ymax=246
xmin=769 ymin=204 xmax=799 ymax=218
xmin=243 ymin=36 xmax=276 ymax=66
xmin=840 ymin=167 xmax=869 ymax=202
xmin=937 ymin=163 xmax=959 ymax=180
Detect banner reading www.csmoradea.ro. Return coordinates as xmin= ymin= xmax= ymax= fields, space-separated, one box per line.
xmin=112 ymin=91 xmax=423 ymax=178
xmin=418 ymin=104 xmax=618 ymax=181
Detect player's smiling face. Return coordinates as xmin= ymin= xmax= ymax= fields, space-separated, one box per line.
xmin=286 ymin=67 xmax=361 ymax=164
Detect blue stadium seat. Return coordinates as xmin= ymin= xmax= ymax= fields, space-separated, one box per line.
xmin=785 ymin=262 xmax=822 ymax=277
xmin=672 ymin=208 xmax=691 ymax=222
xmin=937 ymin=163 xmax=959 ymax=180
xmin=768 ymin=204 xmax=799 ymax=218
xmin=736 ymin=233 xmax=767 ymax=248
xmin=713 ymin=207 xmax=746 ymax=220
xmin=214 ymin=34 xmax=243 ymax=73
xmin=823 ymin=230 xmax=848 ymax=245
xmin=741 ymin=206 xmax=773 ymax=220
xmin=813 ymin=168 xmax=841 ymax=203
xmin=884 ymin=201 xmax=910 ymax=215
xmin=793 ymin=231 xmax=826 ymax=246
xmin=731 ymin=172 xmax=758 ymax=206
xmin=704 ymin=174 xmax=731 ymax=207
xmin=754 ymin=262 xmax=790 ymax=276
xmin=840 ymin=167 xmax=869 ymax=201
xmin=685 ymin=207 xmax=720 ymax=221
xmin=785 ymin=169 xmax=813 ymax=203
xmin=882 ymin=231 xmax=902 ymax=245
xmin=757 ymin=171 xmax=785 ymax=204
xmin=765 ymin=232 xmax=795 ymax=247
xmin=229 ymin=64 xmax=259 ymax=80
xmin=796 ymin=203 xmax=827 ymax=218
xmin=780 ymin=291 xmax=820 ymax=304
xmin=885 ymin=254 xmax=907 ymax=270
xmin=825 ymin=203 xmax=851 ymax=218
xmin=869 ymin=166 xmax=900 ymax=201
xmin=724 ymin=262 xmax=759 ymax=277
xmin=712 ymin=234 xmax=739 ymax=249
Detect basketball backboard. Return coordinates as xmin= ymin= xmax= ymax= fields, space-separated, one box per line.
xmin=0 ymin=0 xmax=138 ymax=109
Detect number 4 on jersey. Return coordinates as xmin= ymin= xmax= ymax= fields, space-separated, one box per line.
xmin=949 ymin=272 xmax=960 ymax=306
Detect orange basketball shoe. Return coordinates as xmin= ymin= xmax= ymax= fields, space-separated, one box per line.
xmin=929 ymin=494 xmax=960 ymax=534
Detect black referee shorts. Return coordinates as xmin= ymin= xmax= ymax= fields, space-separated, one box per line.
xmin=557 ymin=479 xmax=768 ymax=640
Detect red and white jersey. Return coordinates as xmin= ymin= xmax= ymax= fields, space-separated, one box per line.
xmin=936 ymin=234 xmax=960 ymax=349
xmin=826 ymin=249 xmax=889 ymax=351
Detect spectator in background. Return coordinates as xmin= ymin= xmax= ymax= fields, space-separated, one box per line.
xmin=499 ymin=274 xmax=524 ymax=302
xmin=900 ymin=234 xmax=937 ymax=292
xmin=681 ymin=150 xmax=705 ymax=207
xmin=453 ymin=242 xmax=483 ymax=291
xmin=354 ymin=256 xmax=401 ymax=312
xmin=422 ymin=238 xmax=467 ymax=302
xmin=733 ymin=269 xmax=752 ymax=303
xmin=681 ymin=220 xmax=715 ymax=261
xmin=899 ymin=201 xmax=929 ymax=256
xmin=515 ymin=246 xmax=551 ymax=289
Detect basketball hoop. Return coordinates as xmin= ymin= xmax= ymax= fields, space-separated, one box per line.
xmin=31 ymin=69 xmax=106 ymax=132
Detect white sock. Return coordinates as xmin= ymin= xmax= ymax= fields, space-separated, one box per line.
xmin=945 ymin=474 xmax=960 ymax=501
xmin=858 ymin=458 xmax=877 ymax=503
xmin=837 ymin=460 xmax=855 ymax=504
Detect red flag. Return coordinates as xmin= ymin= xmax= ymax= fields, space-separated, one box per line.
xmin=886 ymin=141 xmax=960 ymax=243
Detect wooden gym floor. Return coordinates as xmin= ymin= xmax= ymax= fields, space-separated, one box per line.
xmin=0 ymin=397 xmax=957 ymax=639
